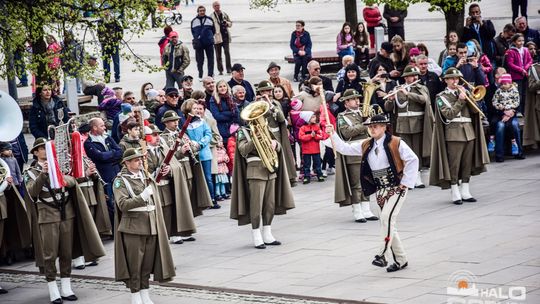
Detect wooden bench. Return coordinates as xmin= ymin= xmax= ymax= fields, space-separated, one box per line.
xmin=284 ymin=48 xmax=377 ymax=66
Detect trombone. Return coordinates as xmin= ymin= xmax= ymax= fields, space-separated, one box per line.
xmin=458 ymin=77 xmax=486 ymax=118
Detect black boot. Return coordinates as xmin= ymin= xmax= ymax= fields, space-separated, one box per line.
xmin=372 ymin=255 xmax=388 ymax=267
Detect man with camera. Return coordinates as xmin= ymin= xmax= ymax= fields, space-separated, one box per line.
xmin=462 ymin=3 xmax=496 ymax=61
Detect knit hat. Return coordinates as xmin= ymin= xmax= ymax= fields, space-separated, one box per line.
xmin=101 ymin=86 xmax=115 ymax=97
xmin=498 ymin=73 xmax=512 ymax=84
xmin=169 ymin=31 xmax=179 ymax=38
xmin=146 ymin=89 xmax=158 ymax=100
xmin=299 ymin=111 xmax=315 ymax=123
xmin=408 ymin=47 xmax=421 ymax=58
xmin=290 ymin=98 xmax=303 ymax=111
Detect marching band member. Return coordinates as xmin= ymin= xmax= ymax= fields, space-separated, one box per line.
xmin=430 ymin=68 xmax=489 ymax=205
xmin=24 ymin=138 xmax=105 ymax=303
xmin=384 ymin=65 xmax=433 ymax=188
xmin=524 ymin=62 xmax=540 ymax=148
xmin=323 ymin=114 xmax=418 ymax=272
xmin=112 ymin=148 xmax=175 ymax=304
xmin=256 ymin=80 xmax=298 ymax=187
xmin=335 ymin=89 xmax=378 ymax=223
xmin=230 ymin=112 xmax=295 ymax=249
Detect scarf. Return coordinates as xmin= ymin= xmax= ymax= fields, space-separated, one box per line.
xmin=295 ymin=31 xmax=304 ymax=50
xmin=41 ymin=99 xmax=56 ymax=126
xmin=89 ymin=133 xmax=109 ymax=151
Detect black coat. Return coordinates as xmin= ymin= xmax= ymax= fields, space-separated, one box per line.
xmin=84 ymin=135 xmax=122 ymax=184
xmin=28 ymin=96 xmax=70 ymax=139
xmin=493 ymin=34 xmax=511 ymax=68
xmin=462 ymin=20 xmax=496 ymax=60
xmin=368 ymin=53 xmax=395 ymax=78
xmin=383 ymin=5 xmax=407 ymax=28
xmin=419 ymin=71 xmax=443 ymax=113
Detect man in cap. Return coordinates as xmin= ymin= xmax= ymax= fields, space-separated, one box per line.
xmin=181 ymin=75 xmax=194 ymax=100
xmin=162 ymin=31 xmax=191 ymax=90
xmin=385 ymin=65 xmax=433 ymax=188
xmin=228 ymin=63 xmax=255 ymax=102
xmin=155 ymin=87 xmax=185 ymax=131
xmin=430 ymin=67 xmax=489 ymax=205
xmin=112 ymin=148 xmax=175 ymax=304
xmin=323 ymin=114 xmax=419 ymax=272
xmin=256 ymin=80 xmax=298 ymax=187
xmin=267 ymin=61 xmax=294 ymax=98
xmin=334 ymin=89 xmax=378 ymax=223
xmin=84 ymin=117 xmax=123 ymax=228
xmin=368 ymin=42 xmax=398 ymax=79
xmin=25 ymin=138 xmax=105 ymax=303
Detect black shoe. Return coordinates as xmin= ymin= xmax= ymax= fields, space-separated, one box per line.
xmin=61 ymin=294 xmax=78 ymax=301
xmin=453 ymin=200 xmax=463 ymax=205
xmin=210 ymin=203 xmax=221 ymax=209
xmin=215 ymin=195 xmax=224 ymax=201
xmin=115 ymin=78 xmax=120 ymax=83
xmin=182 ymin=236 xmax=196 ymax=242
xmin=222 ymin=194 xmax=230 ymax=199
xmin=495 ymin=157 xmax=504 ymax=163
xmin=254 ymin=244 xmax=266 ymax=249
xmin=372 ymin=255 xmax=388 ymax=267
xmin=415 ymin=184 xmax=426 ymax=189
xmin=462 ymin=197 xmax=477 ymax=203
xmin=317 ymin=176 xmax=325 ymax=182
xmin=52 ymin=298 xmax=63 ymax=304
xmin=219 ymin=71 xmax=223 ymax=75
xmin=302 ymin=178 xmax=310 ymax=184
xmin=174 ymin=239 xmax=184 ymax=244
xmin=387 ymin=262 xmax=408 ymax=272
xmin=264 ymin=240 xmax=281 ymax=246
xmin=74 ymin=265 xmax=85 ymax=270
xmin=0 ymin=288 xmax=8 ymax=294
xmin=365 ymin=215 xmax=379 ymax=221
xmin=86 ymin=261 xmax=99 ymax=267
xmin=514 ymin=154 xmax=526 ymax=160
xmin=355 ymin=218 xmax=367 ymax=223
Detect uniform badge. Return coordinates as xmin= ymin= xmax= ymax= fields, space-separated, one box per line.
xmin=438 ymin=99 xmax=443 ymax=107
xmin=114 ymin=179 xmax=122 ymax=189
xmin=237 ymin=129 xmax=245 ymax=140
xmin=24 ymin=174 xmax=29 ymax=183
xmin=338 ymin=116 xmax=346 ymax=127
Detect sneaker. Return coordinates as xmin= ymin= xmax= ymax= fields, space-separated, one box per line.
xmin=511 ymin=139 xmax=519 ymax=156
xmin=487 ymin=138 xmax=495 ymax=153
xmin=317 ymin=176 xmax=325 ymax=182
xmin=303 ymin=177 xmax=310 ymax=184
xmin=326 ymin=168 xmax=335 ymax=176
xmin=322 ymin=171 xmax=328 ymax=178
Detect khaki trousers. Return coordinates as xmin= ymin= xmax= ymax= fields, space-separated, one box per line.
xmin=123 ymin=233 xmax=157 ymax=293
xmin=376 ymin=188 xmax=407 ymax=266
xmin=248 ymin=179 xmax=276 ymax=229
xmin=447 ymin=140 xmax=474 ymax=184
xmin=39 ymin=219 xmax=74 ymax=281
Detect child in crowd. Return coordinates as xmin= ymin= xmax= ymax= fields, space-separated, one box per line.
xmin=226 ymin=124 xmax=239 ymax=175
xmin=298 ymin=112 xmax=324 ymax=184
xmin=98 ymin=87 xmax=123 ymax=129
xmin=0 ymin=142 xmax=23 ymax=192
xmin=491 ymin=74 xmax=524 ymax=162
xmin=215 ymin=141 xmax=230 ymax=201
xmin=441 ymin=42 xmax=458 ymax=74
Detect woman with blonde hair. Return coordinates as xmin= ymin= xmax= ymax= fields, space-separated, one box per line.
xmin=208 ymin=80 xmax=239 ymax=145
xmin=139 ymin=82 xmax=154 ymax=104
xmin=390 ymin=35 xmax=409 ymax=77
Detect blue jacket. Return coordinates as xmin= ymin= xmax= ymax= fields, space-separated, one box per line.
xmin=155 ymin=103 xmax=186 ymax=131
xmin=208 ymin=96 xmax=240 ymax=142
xmin=84 ymin=135 xmax=122 ymax=183
xmin=191 ymin=15 xmax=215 ymax=48
xmin=442 ymin=56 xmax=458 ymax=74
xmin=289 ymin=30 xmax=312 ymax=57
xmin=186 ymin=118 xmax=213 ymax=161
xmin=227 ymin=78 xmax=255 ymax=102
xmin=458 ymin=63 xmax=486 ymax=86
xmin=29 ymin=96 xmax=70 ymax=139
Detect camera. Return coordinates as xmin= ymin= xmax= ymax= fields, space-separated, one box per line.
xmin=381 ymin=73 xmax=390 ymax=79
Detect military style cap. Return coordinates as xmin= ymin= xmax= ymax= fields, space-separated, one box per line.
xmin=161 ymin=110 xmax=181 ymax=123
xmin=122 ymin=148 xmax=144 ymax=163
xmin=146 ymin=124 xmax=161 ymax=134
xmin=256 ymin=80 xmax=274 ymax=92
xmin=266 ymin=61 xmax=281 ymax=73
xmin=363 ymin=114 xmax=390 ymax=125
xmin=339 ymin=89 xmax=362 ymax=102
xmin=30 ymin=137 xmax=47 ymax=153
xmin=402 ymin=65 xmax=420 ymax=77
xmin=443 ymin=67 xmax=463 ymax=79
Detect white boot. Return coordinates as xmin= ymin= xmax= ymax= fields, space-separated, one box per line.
xmin=140 ymin=289 xmax=154 ymax=304
xmin=361 ymin=201 xmax=378 ymax=220
xmin=170 ymin=236 xmax=183 ymax=244
xmin=252 ymin=228 xmax=265 ymax=248
xmin=460 ymin=183 xmax=477 ymax=202
xmin=262 ymin=225 xmax=281 ymax=245
xmin=60 ymin=277 xmax=76 ymax=299
xmin=451 ymin=184 xmax=462 ymax=204
xmin=352 ymin=203 xmax=366 ymax=223
xmin=47 ymin=281 xmax=61 ymax=302
xmin=72 ymin=256 xmax=85 ymax=269
xmin=131 ymin=292 xmax=143 ymax=304
xmin=415 ymin=172 xmax=425 ymax=188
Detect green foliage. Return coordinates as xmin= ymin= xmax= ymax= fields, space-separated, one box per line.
xmin=0 ymin=0 xmax=164 ymax=82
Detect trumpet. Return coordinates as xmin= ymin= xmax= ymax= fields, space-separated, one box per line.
xmin=382 ymin=79 xmax=421 ymax=100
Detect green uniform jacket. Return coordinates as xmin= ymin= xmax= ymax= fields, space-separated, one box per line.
xmin=266 ymin=100 xmax=297 ymax=181
xmin=429 ymin=90 xmax=489 ymax=189
xmin=24 ymin=165 xmax=106 ymax=271
xmin=77 ymin=175 xmax=112 ymax=236
xmin=524 ymin=63 xmax=540 ymax=148
xmin=0 ymin=186 xmax=32 ymax=253
xmin=113 ymin=168 xmax=175 ymax=286
xmin=230 ymin=127 xmax=295 ymax=226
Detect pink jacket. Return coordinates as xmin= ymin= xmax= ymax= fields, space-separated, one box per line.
xmin=479 ymin=54 xmax=493 ymax=87
xmin=505 ymin=47 xmax=533 ymax=81
xmin=336 ymin=32 xmax=354 ymax=53
xmin=216 ymin=146 xmax=229 ymax=175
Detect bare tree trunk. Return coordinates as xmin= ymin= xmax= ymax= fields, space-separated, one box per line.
xmin=444 ymin=6 xmax=465 ymax=37
xmin=344 ymin=0 xmax=358 ymax=28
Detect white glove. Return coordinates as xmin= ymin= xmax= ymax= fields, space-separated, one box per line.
xmin=140 ymin=186 xmax=154 ymax=201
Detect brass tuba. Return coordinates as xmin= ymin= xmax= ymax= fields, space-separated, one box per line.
xmin=240 ymin=101 xmax=279 ymax=173
xmin=361 ymin=82 xmax=380 ymax=117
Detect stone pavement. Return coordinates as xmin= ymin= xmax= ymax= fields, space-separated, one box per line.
xmin=2 ymin=152 xmax=540 ymax=304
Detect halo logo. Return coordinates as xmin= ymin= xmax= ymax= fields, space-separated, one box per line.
xmin=446 ymin=270 xmax=526 ymax=304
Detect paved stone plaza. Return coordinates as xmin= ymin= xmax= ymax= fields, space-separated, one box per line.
xmin=1 ymin=0 xmax=540 ymax=303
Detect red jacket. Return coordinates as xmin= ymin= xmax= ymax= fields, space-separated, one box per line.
xmin=298 ymin=124 xmax=324 ymax=154
xmin=226 ymin=135 xmax=236 ymax=174
xmin=363 ymin=6 xmax=382 ymax=28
